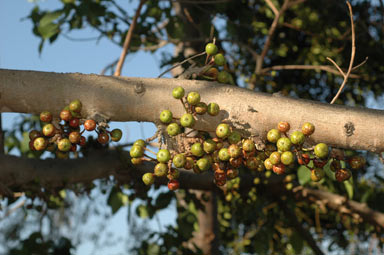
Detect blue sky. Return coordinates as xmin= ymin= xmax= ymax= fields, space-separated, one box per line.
xmin=0 ymin=1 xmax=176 ymax=254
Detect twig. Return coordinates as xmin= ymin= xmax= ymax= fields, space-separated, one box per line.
xmin=261 ymin=64 xmax=361 ymax=79
xmin=329 ymin=1 xmax=356 ymax=104
xmin=2 ymin=199 xmax=26 ymax=219
xmin=0 ymin=113 xmax=3 ymax=155
xmin=265 ymin=0 xmax=279 ymax=16
xmin=351 ymin=56 xmax=368 ymax=71
xmin=114 ymin=0 xmax=147 ymax=76
xmin=157 ymin=51 xmax=206 ymax=78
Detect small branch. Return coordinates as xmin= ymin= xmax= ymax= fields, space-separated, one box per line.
xmin=157 ymin=51 xmax=206 ymax=78
xmin=329 ymin=1 xmax=356 ymax=104
xmin=265 ymin=0 xmax=279 ymax=16
xmin=278 ymin=199 xmax=325 ymax=255
xmin=114 ymin=0 xmax=147 ymax=76
xmin=351 ymin=56 xmax=368 ymax=71
xmin=0 ymin=113 xmax=3 ymax=155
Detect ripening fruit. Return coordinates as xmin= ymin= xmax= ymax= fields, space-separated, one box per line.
xmin=56 ymin=151 xmax=69 ymax=159
xmin=203 ymin=139 xmax=217 ymax=154
xmin=167 ymin=123 xmax=181 ymax=136
xmin=242 ymin=139 xmax=255 ymax=152
xmin=172 ymin=86 xmax=185 ymax=99
xmin=246 ymin=157 xmax=260 ymax=170
xmin=160 ymin=110 xmax=173 ymax=124
xmin=130 ymin=145 xmax=144 ymax=158
xmin=214 ymin=53 xmax=226 ymax=66
xmin=273 ymin=163 xmax=286 ymax=175
xmin=314 ymin=143 xmax=329 ymax=159
xmin=58 ymin=138 xmax=71 ymax=152
xmin=173 ymin=154 xmax=186 ymax=168
xmin=298 ymin=153 xmax=310 ymax=165
xmin=230 ymin=157 xmax=243 ymax=168
xmin=60 ymin=109 xmax=72 ymax=121
xmin=191 ymin=143 xmax=204 ymax=157
xmin=142 ymin=173 xmax=155 ymax=186
xmin=216 ymin=123 xmax=230 ymax=138
xmin=228 ymin=131 xmax=241 ymax=144
xmin=184 ymin=157 xmax=195 ymax=170
xmin=276 ymin=137 xmax=292 ymax=152
xmin=69 ymin=118 xmax=80 ymax=128
xmin=207 ymin=103 xmax=220 ymax=116
xmin=157 ymin=149 xmax=171 ymax=163
xmin=79 ymin=136 xmax=86 ymax=146
xmin=131 ymin=158 xmax=143 ymax=165
xmin=290 ymin=131 xmax=305 ymax=145
xmin=42 ymin=124 xmax=56 ymax=137
xmin=335 ymin=168 xmax=351 ymax=182
xmin=154 ymin=163 xmax=168 ymax=177
xmin=277 ymin=121 xmax=290 ymax=133
xmin=110 ymin=129 xmax=123 ymax=142
xmin=29 ymin=130 xmax=41 ymax=141
xmin=226 ymin=168 xmax=239 ymax=179
xmin=228 ymin=144 xmax=241 ymax=158
xmin=187 ymin=92 xmax=201 ymax=105
xmin=217 ymin=71 xmax=230 ymax=83
xmin=97 ymin=133 xmax=110 ymax=145
xmin=180 ymin=113 xmax=195 ymax=128
xmin=134 ymin=139 xmax=146 ymax=147
xmin=313 ymin=158 xmax=327 ymax=168
xmin=302 ymin=122 xmax=315 ymax=136
xmin=348 ymin=155 xmax=366 ymax=170
xmin=84 ymin=119 xmax=96 ymax=131
xmin=69 ymin=131 xmax=81 ymax=144
xmin=269 ymin=151 xmax=281 ymax=165
xmin=267 ymin=129 xmax=281 ymax=143
xmin=69 ymin=99 xmax=82 ymax=113
xmin=196 ymin=158 xmax=210 ymax=171
xmin=281 ymin=151 xmax=294 ymax=165
xmin=264 ymin=158 xmax=273 ymax=170
xmin=168 ymin=179 xmax=180 ymax=191
xmin=311 ymin=168 xmax=325 ymax=182
xmin=330 ymin=159 xmax=341 ymax=172
xmin=195 ymin=102 xmax=208 ymax=115
xmin=40 ymin=111 xmax=53 ymax=123
xmin=205 ymin=43 xmax=218 ymax=55
xmin=218 ymin=148 xmax=230 ymax=161
xmin=33 ymin=137 xmax=47 ymax=151
xmin=204 ymin=67 xmax=219 ymax=80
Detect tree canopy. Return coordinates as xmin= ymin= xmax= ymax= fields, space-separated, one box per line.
xmin=1 ymin=0 xmax=384 ymax=254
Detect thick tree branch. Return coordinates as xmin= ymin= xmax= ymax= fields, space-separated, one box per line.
xmin=1 ymin=69 xmax=384 ymax=152
xmin=1 ymin=152 xmax=384 ymax=229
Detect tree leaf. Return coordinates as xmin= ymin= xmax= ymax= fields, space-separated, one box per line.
xmin=107 ymin=187 xmax=127 ymax=214
xmin=297 ymin=165 xmax=311 ymax=185
xmin=344 ymin=179 xmax=354 ymax=199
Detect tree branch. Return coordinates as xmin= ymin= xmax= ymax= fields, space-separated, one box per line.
xmin=1 ymin=69 xmax=384 ymax=152
xmin=114 ymin=0 xmax=147 ymax=76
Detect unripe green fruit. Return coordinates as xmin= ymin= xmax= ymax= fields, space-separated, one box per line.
xmin=267 ymin=129 xmax=281 ymax=143
xmin=205 ymin=43 xmax=218 ymax=55
xmin=110 ymin=129 xmax=123 ymax=142
xmin=216 ymin=123 xmax=230 ymax=138
xmin=172 ymin=86 xmax=185 ymax=99
xmin=154 ymin=163 xmax=168 ymax=177
xmin=276 ymin=137 xmax=292 ymax=152
xmin=131 ymin=158 xmax=143 ymax=165
xmin=133 ymin=139 xmax=145 ymax=147
xmin=167 ymin=123 xmax=181 ymax=136
xmin=180 ymin=113 xmax=195 ymax=127
xmin=173 ymin=154 xmax=186 ymax=168
xmin=56 ymin=151 xmax=69 ymax=159
xmin=207 ymin=103 xmax=220 ymax=116
xmin=196 ymin=158 xmax=210 ymax=171
xmin=217 ymin=71 xmax=230 ymax=83
xmin=191 ymin=143 xmax=204 ymax=157
xmin=69 ymin=99 xmax=82 ymax=113
xmin=281 ymin=151 xmax=294 ymax=165
xmin=311 ymin=168 xmax=325 ymax=182
xmin=228 ymin=131 xmax=241 ymax=144
xmin=130 ymin=145 xmax=144 ymax=158
xmin=42 ymin=124 xmax=56 ymax=137
xmin=269 ymin=151 xmax=281 ymax=165
xmin=264 ymin=158 xmax=273 ymax=170
xmin=187 ymin=92 xmax=201 ymax=105
xmin=203 ymin=139 xmax=217 ymax=154
xmin=314 ymin=143 xmax=329 ymax=159
xmin=302 ymin=122 xmax=315 ymax=136
xmin=157 ymin=149 xmax=171 ymax=163
xmin=290 ymin=131 xmax=305 ymax=145
xmin=242 ymin=139 xmax=255 ymax=152
xmin=142 ymin=173 xmax=155 ymax=186
xmin=218 ymin=148 xmax=230 ymax=161
xmin=160 ymin=110 xmax=173 ymax=124
xmin=58 ymin=138 xmax=71 ymax=152
xmin=33 ymin=137 xmax=47 ymax=151
xmin=228 ymin=144 xmax=241 ymax=158
xmin=214 ymin=53 xmax=226 ymax=66
xmin=195 ymin=102 xmax=208 ymax=115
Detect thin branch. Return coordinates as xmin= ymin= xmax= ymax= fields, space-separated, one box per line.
xmin=0 ymin=113 xmax=3 ymax=155
xmin=265 ymin=0 xmax=279 ymax=16
xmin=157 ymin=51 xmax=206 ymax=78
xmin=261 ymin=64 xmax=361 ymax=79
xmin=329 ymin=1 xmax=356 ymax=104
xmin=351 ymin=56 xmax=368 ymax=71
xmin=326 ymin=57 xmax=346 ymax=77
xmin=114 ymin=0 xmax=147 ymax=76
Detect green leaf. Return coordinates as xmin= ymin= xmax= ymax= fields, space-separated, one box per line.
xmin=297 ymin=165 xmax=311 ymax=185
xmin=40 ymin=11 xmax=62 ymax=27
xmin=154 ymin=191 xmax=174 ymax=210
xmin=136 ymin=204 xmax=149 ymax=218
xmin=38 ymin=23 xmax=59 ymax=39
xmin=107 ymin=187 xmax=128 ymax=214
xmin=344 ymin=179 xmax=354 ymax=199
xmin=290 ymin=231 xmax=303 ymax=254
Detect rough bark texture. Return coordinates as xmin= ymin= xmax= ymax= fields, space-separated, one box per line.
xmin=1 ymin=68 xmax=384 ymax=152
